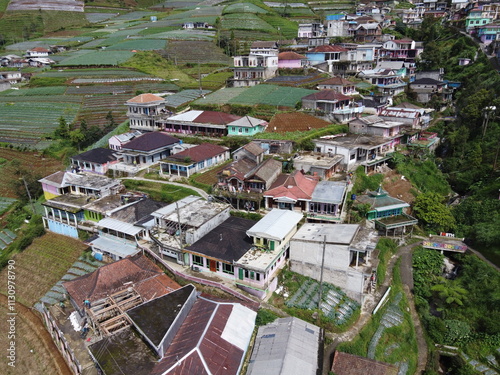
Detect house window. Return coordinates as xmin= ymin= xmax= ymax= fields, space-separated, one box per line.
xmin=222 ymin=263 xmax=234 ymax=275
xmin=193 ymin=255 xmax=204 ymax=267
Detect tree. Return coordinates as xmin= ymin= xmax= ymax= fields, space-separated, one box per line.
xmin=413 ymin=192 xmax=455 ymax=232
xmin=54 ymin=116 xmax=69 ymax=139
xmin=431 ymin=278 xmax=468 ymax=307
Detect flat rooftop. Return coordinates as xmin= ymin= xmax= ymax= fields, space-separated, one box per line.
xmin=294 ymin=152 xmax=344 ymax=168
xmin=236 ymin=244 xmax=288 ymax=273
xmin=316 ymin=134 xmax=393 ymax=149
xmin=292 ymin=223 xmax=360 ymax=245
xmin=154 ymin=196 xmax=230 ymax=228
xmin=43 ymin=194 xmax=94 ymax=212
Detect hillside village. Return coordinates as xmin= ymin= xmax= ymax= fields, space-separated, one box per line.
xmin=0 ymin=0 xmax=500 ymax=375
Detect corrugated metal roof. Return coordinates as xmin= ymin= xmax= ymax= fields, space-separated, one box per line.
xmin=89 ymin=235 xmax=139 ymax=258
xmin=168 ymin=110 xmax=204 ymax=122
xmin=247 ymin=317 xmax=320 ymax=375
xmin=246 ymin=209 xmax=303 ymax=241
xmin=98 ymin=217 xmax=144 ymax=236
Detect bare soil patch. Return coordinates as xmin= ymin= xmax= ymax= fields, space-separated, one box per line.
xmin=0 ymin=295 xmax=72 ymax=375
xmin=382 ymin=169 xmax=416 ymax=204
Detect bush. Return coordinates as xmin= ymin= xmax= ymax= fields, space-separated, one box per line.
xmin=255 ymin=309 xmax=279 ymax=326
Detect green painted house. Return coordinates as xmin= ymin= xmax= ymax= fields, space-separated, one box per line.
xmin=226 ymin=115 xmax=268 ymax=136
xmin=355 ymin=186 xmax=410 ymax=220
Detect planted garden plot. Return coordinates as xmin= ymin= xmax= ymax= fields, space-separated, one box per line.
xmin=3 ymin=86 xmax=67 ymax=96
xmin=285 ymin=278 xmax=360 ymax=326
xmin=113 ymin=11 xmax=157 ymax=21
xmin=86 ymin=12 xmax=119 ymax=23
xmin=193 ymin=87 xmax=247 ymax=105
xmin=56 ymin=50 xmax=135 ymax=66
xmin=38 ymin=68 xmax=151 ymax=78
xmin=165 ymin=40 xmax=231 ymax=64
xmin=77 ymin=93 xmax=129 ymax=128
xmin=223 ymin=2 xmax=268 ymax=14
xmin=222 ymin=13 xmax=276 ymax=33
xmin=154 ymin=0 xmax=203 ymax=8
xmin=105 ymin=38 xmax=167 ymax=50
xmin=223 ymin=84 xmax=316 ymax=108
xmin=0 ymin=233 xmax=89 ymax=307
xmin=0 ymin=100 xmax=80 ymax=141
xmin=0 ymin=198 xmax=17 ymax=214
xmin=148 ymin=30 xmax=215 ymax=41
xmin=164 ymin=89 xmax=211 ymax=108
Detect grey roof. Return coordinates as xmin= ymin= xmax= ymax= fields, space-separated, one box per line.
xmin=246 ymin=209 xmax=303 ymax=241
xmin=89 ymin=235 xmax=140 ymax=258
xmin=248 ymin=158 xmax=282 ymax=182
xmin=247 ymin=317 xmax=320 ymax=375
xmin=311 ymin=181 xmax=347 ymax=204
xmin=71 ymin=148 xmax=118 ymax=164
xmin=98 ymin=217 xmax=144 ymax=236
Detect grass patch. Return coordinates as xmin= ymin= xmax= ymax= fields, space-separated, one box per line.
xmin=122 ymin=179 xmax=200 ymax=203
xmin=394 ymin=157 xmax=451 ymax=196
xmin=122 ymin=51 xmax=196 ymax=87
xmin=375 ymin=238 xmax=398 ymax=286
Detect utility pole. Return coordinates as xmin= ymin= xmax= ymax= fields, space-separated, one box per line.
xmin=481 ymin=106 xmax=496 ymax=140
xmin=317 ymin=235 xmax=327 ymax=322
xmin=22 ymin=176 xmax=36 ymax=214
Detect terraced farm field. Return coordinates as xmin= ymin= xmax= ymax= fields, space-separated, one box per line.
xmin=0 ymin=149 xmax=65 ymax=198
xmin=0 ymin=97 xmax=81 ymax=144
xmin=164 ymin=40 xmax=232 ymax=64
xmin=56 ymin=50 xmax=135 ymax=66
xmin=0 ymin=232 xmax=88 ymax=306
xmin=76 ymin=93 xmax=130 ymax=128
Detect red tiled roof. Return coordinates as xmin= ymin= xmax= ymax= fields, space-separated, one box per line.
xmin=169 ymin=143 xmax=228 ymax=163
xmin=302 ymin=89 xmax=352 ymax=102
xmin=319 ymin=76 xmax=354 ymax=86
xmin=331 ymin=352 xmax=399 ymax=375
xmin=127 ymin=93 xmax=164 ymax=103
xmin=265 ymin=170 xmax=319 ymax=201
xmin=122 ymin=132 xmax=179 ymax=152
xmin=29 ymin=47 xmax=50 ymax=52
xmin=195 ymin=111 xmax=241 ymax=125
xmin=309 ymin=45 xmax=348 ymax=53
xmin=267 ymin=112 xmax=331 ymax=134
xmin=278 ymin=51 xmax=306 ymax=60
xmin=63 ymin=254 xmax=180 ymax=311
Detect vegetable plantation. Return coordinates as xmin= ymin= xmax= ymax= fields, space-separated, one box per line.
xmin=56 ymin=50 xmax=135 ymax=66
xmin=221 ymin=13 xmax=276 ymax=33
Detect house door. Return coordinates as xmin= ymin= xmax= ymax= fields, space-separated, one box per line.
xmin=238 ymin=268 xmax=244 ymax=280
xmin=210 ymin=260 xmax=217 ymax=272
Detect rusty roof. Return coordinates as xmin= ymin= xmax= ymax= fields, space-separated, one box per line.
xmin=278 ymin=51 xmax=306 ymax=60
xmin=122 ymin=132 xmax=179 ymax=152
xmin=127 ymin=93 xmax=164 ymax=103
xmin=63 ymin=254 xmax=180 ymax=311
xmin=195 ymin=110 xmax=241 ymax=125
xmin=167 ymin=143 xmax=228 ymax=163
xmin=265 ymin=170 xmax=319 ymax=201
xmin=250 ymin=158 xmax=282 ymax=182
xmin=267 ymin=112 xmax=331 ymax=134
xmin=302 ymin=90 xmax=352 ymax=102
xmin=331 ymin=352 xmax=399 ymax=375
xmin=308 ymin=45 xmax=348 ymax=53
xmin=152 ymin=298 xmax=255 ymax=375
xmin=318 ymin=76 xmax=355 ymax=86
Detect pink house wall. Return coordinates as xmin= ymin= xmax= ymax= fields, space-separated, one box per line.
xmin=278 ymin=60 xmax=303 ymax=69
